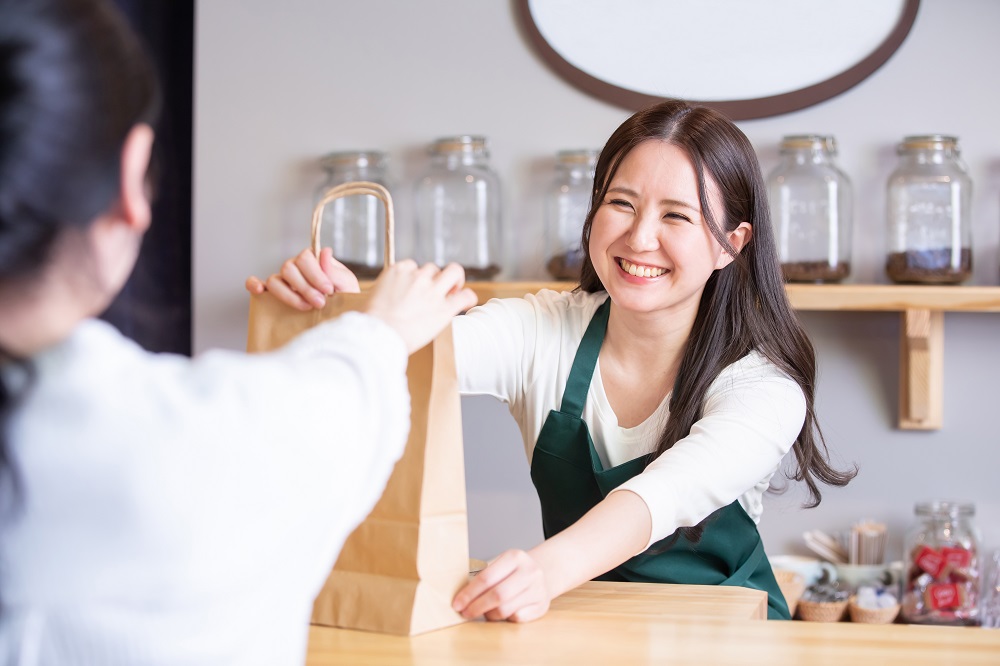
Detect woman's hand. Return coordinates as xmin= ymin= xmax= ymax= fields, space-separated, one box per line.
xmin=453 ymin=491 xmax=653 ymax=624
xmin=247 ymin=248 xmax=476 ymax=354
xmin=363 ymin=260 xmax=476 ymax=354
xmin=452 ymin=549 xmax=552 ymax=623
xmin=245 ymin=247 xmax=360 ymax=310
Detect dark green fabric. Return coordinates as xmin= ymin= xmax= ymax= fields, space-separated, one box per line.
xmin=529 ymin=298 xmax=790 ymax=620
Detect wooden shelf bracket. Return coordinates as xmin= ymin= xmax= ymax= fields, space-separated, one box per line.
xmin=898 ymin=309 xmax=944 ymax=430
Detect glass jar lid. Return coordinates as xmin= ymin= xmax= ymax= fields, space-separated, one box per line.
xmin=319 ymin=150 xmax=387 ymax=169
xmin=780 ymin=134 xmax=836 ymax=154
xmin=556 ymin=149 xmax=599 ymax=165
xmin=898 ymin=135 xmax=959 ymax=153
xmin=431 ymin=135 xmax=488 ymax=154
xmin=914 ymin=500 xmax=975 ymax=518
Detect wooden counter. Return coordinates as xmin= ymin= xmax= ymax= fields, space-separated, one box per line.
xmin=304 ymin=581 xmax=1000 ymax=665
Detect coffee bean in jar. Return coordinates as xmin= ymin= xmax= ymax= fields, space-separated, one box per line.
xmin=544 ymin=150 xmax=598 ymax=281
xmin=885 ymin=248 xmax=971 ymax=284
xmin=546 ymin=248 xmax=585 ymax=281
xmin=315 ymin=151 xmax=391 ymax=278
xmin=413 ymin=136 xmax=503 ymax=281
xmin=782 ymin=261 xmax=851 ymax=283
xmin=885 ymin=136 xmax=973 ymax=285
xmin=767 ymin=135 xmax=853 ymax=284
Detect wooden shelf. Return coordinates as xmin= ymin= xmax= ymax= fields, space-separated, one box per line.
xmin=370 ymin=281 xmax=1000 ymax=431
xmin=784 ymin=284 xmax=1000 ymax=312
xmin=456 ymin=281 xmax=1000 ymax=312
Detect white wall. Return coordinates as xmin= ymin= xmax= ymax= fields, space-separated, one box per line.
xmin=194 ymin=0 xmax=1000 ymax=562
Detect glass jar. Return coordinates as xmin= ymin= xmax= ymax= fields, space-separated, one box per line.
xmin=767 ymin=135 xmax=852 ymax=283
xmin=414 ymin=135 xmax=502 ymax=280
xmin=886 ymin=135 xmax=973 ymax=284
xmin=545 ymin=149 xmax=598 ymax=280
xmin=316 ymin=151 xmax=390 ymax=278
xmin=901 ymin=500 xmax=981 ymax=625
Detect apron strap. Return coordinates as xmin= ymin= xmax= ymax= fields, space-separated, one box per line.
xmin=559 ymin=298 xmax=611 ymax=417
xmin=720 ymin=537 xmax=766 ymax=589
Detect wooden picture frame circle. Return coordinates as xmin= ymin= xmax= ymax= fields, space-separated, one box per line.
xmin=516 ymin=0 xmax=921 ymax=120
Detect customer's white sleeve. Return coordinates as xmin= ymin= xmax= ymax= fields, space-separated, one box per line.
xmin=171 ymin=311 xmax=413 ymax=588
xmin=612 ymin=365 xmax=806 ymax=551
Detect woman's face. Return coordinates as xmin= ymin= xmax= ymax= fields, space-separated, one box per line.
xmin=588 ymin=139 xmax=747 ymax=317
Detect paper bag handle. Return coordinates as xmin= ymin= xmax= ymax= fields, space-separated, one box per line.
xmin=310 ymin=181 xmax=395 ymax=268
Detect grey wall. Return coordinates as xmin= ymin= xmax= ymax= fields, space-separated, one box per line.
xmin=194 ymin=0 xmax=1000 ymax=563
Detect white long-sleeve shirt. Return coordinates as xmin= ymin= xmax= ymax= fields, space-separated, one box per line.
xmin=0 ymin=313 xmax=410 ymax=666
xmin=452 ymin=289 xmax=807 ymax=551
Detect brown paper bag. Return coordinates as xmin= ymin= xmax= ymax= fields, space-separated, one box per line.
xmin=247 ymin=181 xmax=469 ymax=635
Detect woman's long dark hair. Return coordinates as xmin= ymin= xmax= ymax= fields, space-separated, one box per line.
xmin=579 ymin=100 xmax=856 ymax=543
xmin=0 ymin=0 xmax=159 ymax=505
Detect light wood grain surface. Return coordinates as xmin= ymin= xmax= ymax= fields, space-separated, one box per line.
xmin=359 ymin=281 xmax=1000 ymax=312
xmin=468 ymin=282 xmax=1000 ymax=312
xmin=546 ymin=580 xmax=766 ymax=620
xmin=305 ymin=581 xmax=1000 ymax=665
xmin=361 ymin=280 xmax=1000 ymax=312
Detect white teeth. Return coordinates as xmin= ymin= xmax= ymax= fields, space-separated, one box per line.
xmin=619 ymin=258 xmax=666 ymax=278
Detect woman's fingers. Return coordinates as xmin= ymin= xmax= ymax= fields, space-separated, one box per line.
xmin=245 ymin=247 xmax=362 ymax=309
xmin=406 ymin=262 xmax=474 ymax=310
xmin=447 ymin=287 xmax=478 ymax=313
xmin=409 ymin=261 xmax=441 ymax=288
xmin=264 ymin=274 xmax=314 ymax=311
xmin=453 ymin=551 xmax=517 ymax=614
xmin=280 ymin=254 xmax=329 ymax=308
xmin=508 ymin=601 xmax=549 ymax=623
xmin=484 ymin=591 xmax=546 ymax=622
xmin=452 ymin=550 xmax=549 ymax=622
xmin=320 ymin=248 xmax=361 ymax=293
xmin=246 ymin=251 xmax=475 ymax=323
xmin=435 ymin=262 xmax=467 ymax=296
xmin=291 ymin=248 xmax=335 ymax=292
xmin=466 ymin=573 xmax=532 ymax=620
xmin=436 ymin=264 xmax=476 ymax=312
xmin=245 ymin=276 xmax=266 ymax=294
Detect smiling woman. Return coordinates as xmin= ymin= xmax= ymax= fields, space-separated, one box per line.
xmin=257 ymin=97 xmax=858 ymax=624
xmin=517 ymin=0 xmax=920 ymax=119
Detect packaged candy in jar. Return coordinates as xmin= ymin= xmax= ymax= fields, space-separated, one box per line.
xmin=901 ymin=500 xmax=980 ymax=625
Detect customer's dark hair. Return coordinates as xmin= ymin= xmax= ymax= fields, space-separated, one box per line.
xmin=579 ymin=99 xmax=856 ymax=543
xmin=0 ymin=0 xmax=159 ymax=502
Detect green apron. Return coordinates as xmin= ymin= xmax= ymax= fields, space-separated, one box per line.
xmin=529 ymin=298 xmax=791 ymax=620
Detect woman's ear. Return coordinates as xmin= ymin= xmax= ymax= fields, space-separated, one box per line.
xmin=119 ymin=123 xmax=155 ymax=232
xmin=715 ymin=222 xmax=753 ymax=269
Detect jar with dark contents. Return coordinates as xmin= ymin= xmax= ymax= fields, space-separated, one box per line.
xmin=545 ymin=149 xmax=598 ymax=281
xmin=901 ymin=500 xmax=981 ymax=625
xmin=767 ymin=135 xmax=852 ymax=283
xmin=414 ymin=136 xmax=502 ymax=280
xmin=315 ymin=151 xmax=390 ymax=279
xmin=886 ymin=135 xmax=972 ymax=284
